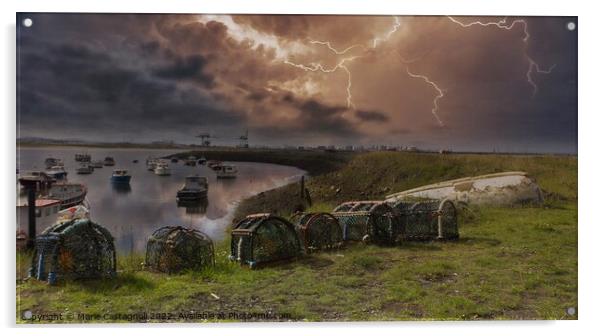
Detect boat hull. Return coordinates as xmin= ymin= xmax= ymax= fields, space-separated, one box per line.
xmin=46 ymin=171 xmax=68 ymax=179
xmin=385 ymin=171 xmax=543 ymax=206
xmin=111 ymin=175 xmax=131 ymax=184
xmin=154 ymin=168 xmax=171 ymax=176
xmin=176 ymin=189 xmax=207 ymax=201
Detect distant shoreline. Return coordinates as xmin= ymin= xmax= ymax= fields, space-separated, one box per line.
xmin=16 ymin=141 xmax=577 ymax=156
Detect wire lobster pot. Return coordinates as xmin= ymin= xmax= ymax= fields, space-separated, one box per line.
xmin=230 ymin=213 xmax=302 ymax=268
xmin=391 ymin=199 xmax=459 ymax=240
xmin=29 ymin=219 xmax=116 ymax=285
xmin=145 ymin=226 xmax=215 ymax=273
xmin=331 ymin=201 xmax=402 ymax=245
xmin=292 ymin=212 xmax=343 ymax=253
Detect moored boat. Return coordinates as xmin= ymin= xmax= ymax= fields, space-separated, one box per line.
xmin=45 ymin=166 xmax=68 ymax=180
xmin=207 ymin=160 xmax=222 ymax=170
xmin=111 ymin=169 xmax=132 ymax=184
xmin=215 ymin=164 xmax=238 ymax=179
xmin=103 ymin=156 xmax=116 ymax=166
xmin=176 ymin=175 xmax=208 ymax=202
xmin=146 ymin=157 xmax=158 ymax=171
xmin=76 ymin=163 xmax=94 ymax=174
xmin=154 ymin=161 xmax=171 ymax=176
xmin=17 ymin=198 xmax=62 ymax=248
xmin=40 ymin=183 xmax=88 ymax=209
xmin=91 ymin=160 xmax=104 ymax=168
xmin=184 ymin=156 xmax=197 ymax=166
xmin=44 ymin=157 xmax=63 ymax=169
xmin=18 ymin=170 xmax=55 ymax=188
xmin=75 ymin=153 xmax=91 ymax=162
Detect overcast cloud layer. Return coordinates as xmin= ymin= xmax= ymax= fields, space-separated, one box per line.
xmin=17 ymin=14 xmax=577 ymax=153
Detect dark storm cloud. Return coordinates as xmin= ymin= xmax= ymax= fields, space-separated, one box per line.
xmin=152 ymin=54 xmax=215 ymax=87
xmin=17 ymin=22 xmax=241 ymax=140
xmin=16 ymin=14 xmax=577 ymax=152
xmin=355 ymin=109 xmax=389 ymax=122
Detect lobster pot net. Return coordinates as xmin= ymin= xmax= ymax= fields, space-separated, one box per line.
xmin=231 ymin=214 xmax=301 ymax=268
xmin=393 ymin=199 xmax=459 ymax=240
xmin=293 ymin=213 xmax=343 ymax=253
xmin=145 ymin=226 xmax=215 ymax=273
xmin=30 ymin=219 xmax=116 ymax=283
xmin=332 ymin=201 xmax=402 ymax=245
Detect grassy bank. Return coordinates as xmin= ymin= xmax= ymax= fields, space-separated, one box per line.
xmin=16 ymin=151 xmax=577 ymax=322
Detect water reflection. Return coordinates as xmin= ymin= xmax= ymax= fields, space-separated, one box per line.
xmin=17 ymin=147 xmax=305 ymax=252
xmin=177 ymin=198 xmax=208 ymax=215
xmin=111 ymin=183 xmax=132 ymax=194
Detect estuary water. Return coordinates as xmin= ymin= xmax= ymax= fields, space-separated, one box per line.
xmin=17 ymin=147 xmax=305 ymax=252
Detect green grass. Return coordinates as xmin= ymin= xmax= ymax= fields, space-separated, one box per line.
xmin=16 ymin=151 xmax=577 ymax=322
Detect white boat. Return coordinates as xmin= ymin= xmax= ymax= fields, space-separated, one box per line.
xmin=76 ymin=163 xmax=94 ymax=174
xmin=103 ymin=156 xmax=116 ymax=166
xmin=18 ymin=170 xmax=55 ymax=186
xmin=154 ymin=161 xmax=171 ymax=176
xmin=176 ymin=175 xmax=208 ymax=202
xmin=45 ymin=166 xmax=68 ymax=180
xmin=75 ymin=153 xmax=91 ymax=162
xmin=44 ymin=157 xmax=63 ymax=169
xmin=385 ymin=171 xmax=544 ymax=206
xmin=16 ymin=198 xmax=62 ymax=249
xmin=91 ymin=160 xmax=104 ymax=168
xmin=17 ymin=203 xmax=89 ymax=250
xmin=215 ymin=164 xmax=238 ymax=179
xmin=146 ymin=157 xmax=158 ymax=171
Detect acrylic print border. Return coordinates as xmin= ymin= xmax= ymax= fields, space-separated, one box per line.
xmin=1 ymin=0 xmax=587 ymax=336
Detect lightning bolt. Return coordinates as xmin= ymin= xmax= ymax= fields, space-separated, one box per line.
xmin=447 ymin=16 xmax=556 ymax=96
xmin=284 ymin=54 xmax=361 ymax=109
xmin=372 ymin=16 xmax=401 ymax=48
xmin=405 ymin=66 xmax=445 ymax=127
xmin=284 ymin=16 xmax=401 ymax=110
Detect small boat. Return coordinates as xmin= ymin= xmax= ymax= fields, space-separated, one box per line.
xmin=154 ymin=161 xmax=171 ymax=176
xmin=111 ymin=169 xmax=131 ymax=184
xmin=146 ymin=157 xmax=158 ymax=171
xmin=46 ymin=166 xmax=68 ymax=179
xmin=75 ymin=153 xmax=91 ymax=162
xmin=91 ymin=160 xmax=104 ymax=168
xmin=385 ymin=171 xmax=544 ymax=206
xmin=184 ymin=156 xmax=197 ymax=166
xmin=207 ymin=160 xmax=222 ymax=170
xmin=103 ymin=157 xmax=116 ymax=166
xmin=76 ymin=163 xmax=94 ymax=174
xmin=176 ymin=175 xmax=208 ymax=202
xmin=18 ymin=170 xmax=55 ymax=187
xmin=41 ymin=183 xmax=88 ymax=209
xmin=17 ymin=198 xmax=62 ymax=247
xmin=44 ymin=157 xmax=63 ymax=169
xmin=133 ymin=159 xmax=139 ymax=163
xmin=198 ymin=157 xmax=207 ymax=165
xmin=170 ymin=157 xmax=179 ymax=163
xmin=215 ymin=164 xmax=238 ymax=179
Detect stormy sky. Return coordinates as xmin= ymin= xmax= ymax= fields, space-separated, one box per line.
xmin=16 ymin=14 xmax=577 ymax=153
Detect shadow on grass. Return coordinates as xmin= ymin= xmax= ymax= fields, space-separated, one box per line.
xmin=63 ymin=272 xmax=155 ymax=293
xmin=455 ymin=236 xmax=501 ymax=246
xmin=399 ymin=242 xmax=443 ymax=251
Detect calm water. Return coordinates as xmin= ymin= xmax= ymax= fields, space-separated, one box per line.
xmin=17 ymin=147 xmax=305 ymax=252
